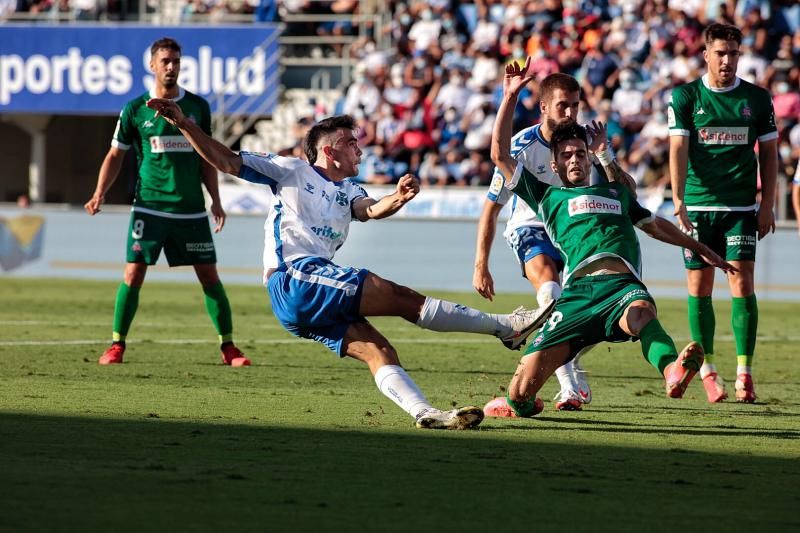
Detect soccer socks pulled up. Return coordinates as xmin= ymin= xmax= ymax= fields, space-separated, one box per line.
xmin=416 ymin=297 xmax=505 ymax=336
xmin=554 ymin=361 xmax=577 ymax=392
xmin=688 ymin=295 xmax=715 ymax=363
xmin=112 ymin=283 xmax=140 ymax=342
xmin=732 ymin=295 xmax=758 ymax=360
xmin=638 ymin=319 xmax=678 ymax=374
xmin=373 ymin=364 xmax=432 ymax=419
xmin=537 ymin=281 xmax=562 ymax=308
xmin=203 ymin=281 xmax=234 ymax=343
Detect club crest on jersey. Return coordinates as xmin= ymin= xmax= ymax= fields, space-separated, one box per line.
xmin=683 ymin=248 xmax=694 ymax=262
xmin=568 ymin=195 xmax=622 ymax=216
xmin=609 ymin=188 xmax=619 ymax=197
xmin=741 ymin=105 xmax=751 ymax=118
xmin=335 ymin=190 xmax=348 ymax=207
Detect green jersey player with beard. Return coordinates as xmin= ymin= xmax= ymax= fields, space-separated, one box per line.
xmin=669 ymin=23 xmax=778 ymax=403
xmin=85 ymin=38 xmax=249 ymax=368
xmin=487 ymin=59 xmax=738 ymax=418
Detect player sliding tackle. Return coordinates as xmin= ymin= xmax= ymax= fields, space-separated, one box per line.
xmin=146 ymin=98 xmax=554 ymax=430
xmin=485 ymin=58 xmax=739 ymax=418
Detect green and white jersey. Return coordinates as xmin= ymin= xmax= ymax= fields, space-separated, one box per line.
xmin=507 ymin=164 xmax=655 ymax=285
xmin=112 ymin=88 xmax=211 ymax=215
xmin=668 ymin=75 xmax=778 ymax=211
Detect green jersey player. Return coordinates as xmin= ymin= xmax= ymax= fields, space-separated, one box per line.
xmin=84 ymin=38 xmax=249 ymax=367
xmin=486 ymin=59 xmax=737 ymax=417
xmin=668 ymin=23 xmax=778 ymax=403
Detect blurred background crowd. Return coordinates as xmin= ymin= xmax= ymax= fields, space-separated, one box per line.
xmin=6 ymin=0 xmax=800 ymax=202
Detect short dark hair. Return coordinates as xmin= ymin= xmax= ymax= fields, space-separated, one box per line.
xmin=303 ymin=115 xmax=358 ymax=164
xmin=550 ymin=122 xmax=588 ymax=160
xmin=540 ymin=73 xmax=581 ymax=102
xmin=151 ymin=38 xmax=181 ymax=57
xmin=703 ymin=23 xmax=742 ymax=46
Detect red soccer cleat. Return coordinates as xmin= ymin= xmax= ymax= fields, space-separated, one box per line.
xmin=221 ymin=344 xmax=251 ymax=367
xmin=99 ymin=343 xmax=125 ymax=365
xmin=483 ymin=396 xmax=544 ymax=418
xmin=663 ymin=342 xmax=704 ymax=398
xmin=735 ymin=374 xmax=756 ymax=403
xmin=702 ymin=372 xmax=728 ymax=403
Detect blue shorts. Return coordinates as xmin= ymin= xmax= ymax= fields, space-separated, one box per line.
xmin=505 ymin=225 xmax=563 ymax=278
xmin=267 ymin=256 xmax=369 ymax=357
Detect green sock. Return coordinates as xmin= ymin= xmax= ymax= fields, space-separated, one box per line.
xmin=731 ymin=295 xmax=758 ymax=358
xmin=687 ymin=295 xmax=715 ymax=363
xmin=203 ymin=281 xmax=233 ymax=343
xmin=112 ymin=283 xmax=140 ymax=341
xmin=505 ymin=394 xmax=538 ymax=418
xmin=638 ymin=319 xmax=678 ymax=373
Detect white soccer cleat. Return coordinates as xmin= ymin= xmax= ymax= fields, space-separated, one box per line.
xmin=415 ymin=406 xmax=484 ymax=430
xmin=553 ymin=388 xmax=583 ymax=411
xmin=572 ymin=357 xmax=592 ymax=404
xmin=499 ymin=300 xmax=556 ymax=351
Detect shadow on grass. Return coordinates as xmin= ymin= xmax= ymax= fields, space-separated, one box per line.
xmin=1 ymin=413 xmax=798 ymax=533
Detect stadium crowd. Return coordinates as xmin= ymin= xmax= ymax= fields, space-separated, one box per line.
xmin=7 ymin=0 xmax=800 ymax=202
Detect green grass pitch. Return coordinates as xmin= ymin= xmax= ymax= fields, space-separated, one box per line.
xmin=0 ymin=278 xmax=798 ymax=532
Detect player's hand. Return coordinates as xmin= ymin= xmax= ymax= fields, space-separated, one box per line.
xmin=503 ymin=57 xmax=534 ymax=97
xmin=697 ymin=245 xmax=739 ymax=274
xmin=146 ymin=98 xmax=185 ymax=126
xmin=84 ymin=193 xmax=104 ymax=215
xmin=396 ymin=174 xmax=420 ymax=202
xmin=210 ymin=201 xmax=226 ymax=233
xmin=585 ymin=120 xmax=608 ymax=154
xmin=673 ymin=201 xmax=693 ymax=232
xmin=756 ymin=205 xmax=775 ymax=240
xmin=472 ymin=265 xmax=495 ymax=301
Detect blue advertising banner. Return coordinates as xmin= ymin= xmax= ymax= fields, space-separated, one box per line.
xmin=0 ymin=24 xmax=280 ymax=115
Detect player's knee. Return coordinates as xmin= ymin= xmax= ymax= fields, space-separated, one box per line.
xmin=622 ymin=301 xmax=656 ymax=336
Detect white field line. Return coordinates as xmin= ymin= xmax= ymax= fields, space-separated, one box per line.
xmin=1 ymin=335 xmax=799 ymax=347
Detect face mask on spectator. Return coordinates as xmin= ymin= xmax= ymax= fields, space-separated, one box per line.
xmin=779 ymin=144 xmax=791 ymax=159
xmin=400 ymin=14 xmax=411 ymax=25
xmin=444 ymin=109 xmax=457 ymax=122
xmin=776 ymin=82 xmax=790 ymax=94
xmin=421 ymin=9 xmax=432 ymax=21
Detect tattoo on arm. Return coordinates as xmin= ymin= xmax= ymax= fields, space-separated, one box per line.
xmin=604 ymin=160 xmax=637 ymax=195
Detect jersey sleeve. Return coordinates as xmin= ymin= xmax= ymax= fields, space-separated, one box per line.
xmin=667 ymin=86 xmax=692 ymax=137
xmin=239 ymin=152 xmax=304 ymax=189
xmin=506 ymin=162 xmax=548 ymax=210
xmin=111 ymin=104 xmax=135 ymax=151
xmin=756 ymin=89 xmax=778 ymax=143
xmin=626 ymin=188 xmax=655 ymax=227
xmin=486 ymin=169 xmax=512 ymax=205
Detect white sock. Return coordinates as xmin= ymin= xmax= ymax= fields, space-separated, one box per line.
xmin=737 ymin=365 xmax=752 ymax=376
xmin=374 ymin=364 xmax=433 ymax=419
xmin=416 ymin=297 xmax=504 ymax=336
xmin=554 ymin=361 xmax=577 ymax=392
xmin=700 ymin=362 xmax=717 ymax=379
xmin=536 ymin=281 xmax=561 ymax=308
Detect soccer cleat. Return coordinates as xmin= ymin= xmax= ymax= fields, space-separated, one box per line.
xmin=483 ymin=396 xmax=544 ymax=418
xmin=221 ymin=344 xmax=251 ymax=367
xmin=499 ymin=300 xmax=556 ymax=350
xmin=553 ymin=389 xmax=583 ymax=411
xmin=98 ymin=343 xmax=125 ymax=365
xmin=735 ymin=374 xmax=756 ymax=403
xmin=663 ymin=341 xmax=704 ymax=398
xmin=415 ymin=406 xmax=484 ymax=430
xmin=572 ymin=357 xmax=592 ymax=404
xmin=702 ymin=372 xmax=728 ymax=403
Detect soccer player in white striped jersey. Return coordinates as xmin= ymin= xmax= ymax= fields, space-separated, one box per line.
xmin=146 ymin=100 xmax=555 ymax=430
xmin=476 ymin=73 xmax=637 ymax=413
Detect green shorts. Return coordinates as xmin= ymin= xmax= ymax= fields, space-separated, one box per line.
xmin=126 ymin=210 xmax=216 ymax=266
xmin=525 ymin=274 xmax=655 ymax=355
xmin=683 ymin=210 xmax=756 ymax=269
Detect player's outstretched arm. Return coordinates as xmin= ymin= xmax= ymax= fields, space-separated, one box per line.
xmin=639 ymin=216 xmax=738 ymax=274
xmin=352 ymin=174 xmax=420 ymax=222
xmin=669 ymin=135 xmax=693 ymax=231
xmin=146 ymin=98 xmax=242 ymax=176
xmin=491 ymin=58 xmax=533 ymax=183
xmin=85 ymin=146 xmax=126 ymax=215
xmin=473 ymin=200 xmax=503 ymax=301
